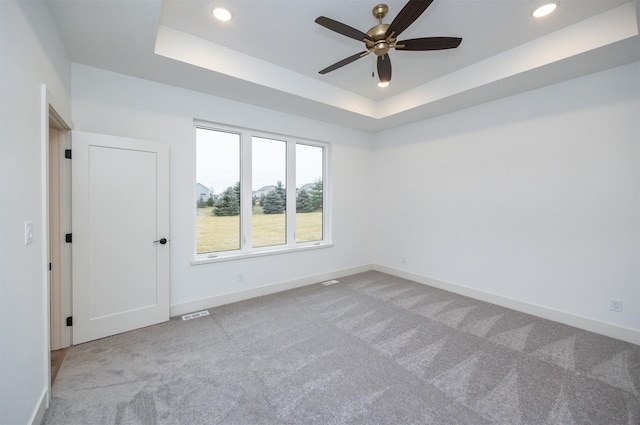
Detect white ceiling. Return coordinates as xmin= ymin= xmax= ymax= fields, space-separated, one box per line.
xmin=47 ymin=0 xmax=639 ymax=132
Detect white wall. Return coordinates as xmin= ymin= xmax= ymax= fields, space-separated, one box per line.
xmin=0 ymin=1 xmax=71 ymax=424
xmin=71 ymin=64 xmax=373 ymax=313
xmin=372 ymin=62 xmax=640 ymax=341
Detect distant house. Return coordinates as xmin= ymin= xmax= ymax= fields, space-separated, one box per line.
xmin=252 ymin=185 xmax=276 ymax=201
xmin=196 ymin=183 xmax=211 ymax=202
xmin=297 ymin=183 xmax=314 ymax=194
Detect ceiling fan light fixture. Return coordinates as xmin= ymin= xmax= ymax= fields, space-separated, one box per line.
xmin=532 ymin=3 xmax=557 ymax=18
xmin=212 ymin=7 xmax=232 ymax=22
xmin=377 ymin=81 xmax=390 ymax=88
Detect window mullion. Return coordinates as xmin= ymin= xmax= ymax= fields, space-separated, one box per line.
xmin=241 ymin=132 xmax=253 ymax=251
xmin=323 ymin=144 xmax=331 ymax=244
xmin=286 ymin=140 xmax=296 ymax=246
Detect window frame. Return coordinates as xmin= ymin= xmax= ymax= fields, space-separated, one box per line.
xmin=192 ymin=121 xmax=332 ymax=264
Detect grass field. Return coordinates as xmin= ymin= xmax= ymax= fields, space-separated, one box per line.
xmin=196 ymin=207 xmax=322 ymax=254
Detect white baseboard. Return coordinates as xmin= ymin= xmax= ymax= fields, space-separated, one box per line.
xmin=170 ymin=264 xmax=373 ymax=317
xmin=29 ymin=386 xmax=48 ymax=425
xmin=373 ymin=264 xmax=640 ymax=345
xmin=170 ymin=262 xmax=639 ymax=345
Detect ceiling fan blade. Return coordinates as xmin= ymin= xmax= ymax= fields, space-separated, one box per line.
xmin=385 ymin=0 xmax=434 ymax=39
xmin=395 ymin=37 xmax=462 ymax=51
xmin=377 ymin=54 xmax=392 ymax=83
xmin=315 ymin=16 xmax=373 ymax=42
xmin=319 ymin=51 xmax=369 ymax=74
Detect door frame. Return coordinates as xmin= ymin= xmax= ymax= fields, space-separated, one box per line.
xmin=41 ymin=85 xmax=72 ymax=408
xmin=49 ymin=122 xmax=72 ymax=351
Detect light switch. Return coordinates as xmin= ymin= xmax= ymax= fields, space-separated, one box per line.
xmin=25 ymin=221 xmax=33 ymax=245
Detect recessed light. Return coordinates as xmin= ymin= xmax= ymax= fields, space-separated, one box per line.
xmin=532 ymin=3 xmax=557 ymax=18
xmin=378 ymin=81 xmax=390 ymax=88
xmin=212 ymin=7 xmax=232 ymax=22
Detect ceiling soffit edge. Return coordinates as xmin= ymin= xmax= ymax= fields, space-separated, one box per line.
xmin=154 ymin=3 xmax=638 ymax=122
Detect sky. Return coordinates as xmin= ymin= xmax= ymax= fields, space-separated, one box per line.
xmin=196 ymin=129 xmax=323 ymax=195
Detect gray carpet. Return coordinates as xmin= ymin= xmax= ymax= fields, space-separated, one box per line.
xmin=43 ymin=271 xmax=640 ymax=424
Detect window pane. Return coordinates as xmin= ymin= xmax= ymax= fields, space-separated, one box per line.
xmin=296 ymin=144 xmax=323 ymax=242
xmin=196 ymin=128 xmax=240 ymax=254
xmin=252 ymin=137 xmax=286 ymax=248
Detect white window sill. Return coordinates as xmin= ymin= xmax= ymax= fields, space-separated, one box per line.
xmin=190 ymin=242 xmax=333 ymax=265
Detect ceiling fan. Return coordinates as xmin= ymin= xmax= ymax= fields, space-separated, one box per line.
xmin=315 ymin=0 xmax=462 ymax=85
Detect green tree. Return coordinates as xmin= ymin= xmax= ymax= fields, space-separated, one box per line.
xmin=274 ymin=180 xmax=286 ymax=210
xmin=310 ymin=178 xmax=323 ymax=211
xmin=206 ymin=195 xmax=215 ymax=207
xmin=296 ymin=188 xmax=313 ymax=213
xmin=233 ymin=181 xmax=241 ymax=204
xmin=197 ymin=197 xmax=207 ymax=208
xmin=262 ymin=187 xmax=285 ymax=214
xmin=213 ymin=183 xmax=240 ymax=216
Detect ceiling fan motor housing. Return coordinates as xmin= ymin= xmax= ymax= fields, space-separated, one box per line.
xmin=367 ymin=24 xmax=392 ymax=56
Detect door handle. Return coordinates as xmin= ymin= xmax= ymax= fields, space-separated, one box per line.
xmin=153 ymin=238 xmax=168 ymax=245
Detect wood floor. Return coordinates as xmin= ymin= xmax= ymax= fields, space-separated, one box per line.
xmin=51 ymin=348 xmax=68 ymax=384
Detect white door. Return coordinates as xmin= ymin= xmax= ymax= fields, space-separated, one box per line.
xmin=72 ymin=131 xmax=170 ymax=344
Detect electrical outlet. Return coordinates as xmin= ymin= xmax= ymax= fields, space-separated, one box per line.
xmin=238 ymin=273 xmax=243 ymax=282
xmin=610 ymin=298 xmax=622 ymax=312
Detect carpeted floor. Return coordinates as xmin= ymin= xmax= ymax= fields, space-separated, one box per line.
xmin=43 ymin=271 xmax=639 ymax=424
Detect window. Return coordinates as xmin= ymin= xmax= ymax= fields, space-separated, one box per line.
xmin=295 ymin=144 xmax=324 ymax=243
xmin=195 ymin=128 xmax=241 ymax=253
xmin=252 ymin=137 xmax=287 ymax=248
xmin=195 ymin=123 xmax=329 ymax=261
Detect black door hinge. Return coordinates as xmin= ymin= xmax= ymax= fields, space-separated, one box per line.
xmin=49 ymin=262 xmax=52 ymax=271
xmin=66 ymin=316 xmax=73 ymax=327
xmin=65 ymin=233 xmax=72 ymax=243
xmin=64 ymin=149 xmax=72 ymax=159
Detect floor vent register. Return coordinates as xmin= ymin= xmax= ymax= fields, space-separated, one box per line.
xmin=182 ymin=310 xmax=210 ymax=321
